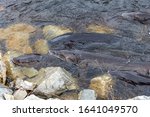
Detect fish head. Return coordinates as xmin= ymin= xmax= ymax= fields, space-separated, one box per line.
xmin=12 ymin=54 xmax=43 ymax=67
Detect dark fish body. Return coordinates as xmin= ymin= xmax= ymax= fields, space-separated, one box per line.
xmin=51 ymin=49 xmax=150 ymax=74
xmin=48 ymin=33 xmax=120 ymax=50
xmin=121 ymin=12 xmax=150 ymax=24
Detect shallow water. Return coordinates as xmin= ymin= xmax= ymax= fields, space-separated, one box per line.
xmin=1 ymin=0 xmax=150 ymax=99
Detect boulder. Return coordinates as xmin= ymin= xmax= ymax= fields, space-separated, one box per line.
xmin=30 ymin=67 xmax=78 ymax=98
xmin=89 ymin=74 xmax=113 ymax=99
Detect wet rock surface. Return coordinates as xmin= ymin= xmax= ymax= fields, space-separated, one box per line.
xmin=0 ymin=0 xmax=150 ymax=99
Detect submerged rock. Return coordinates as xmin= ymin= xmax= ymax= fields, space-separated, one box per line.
xmin=0 ymin=23 xmax=36 ymax=53
xmin=78 ymin=89 xmax=97 ymax=100
xmin=86 ymin=24 xmax=115 ymax=34
xmin=89 ymin=74 xmax=113 ymax=99
xmin=33 ymin=39 xmax=49 ymax=54
xmin=32 ymin=67 xmax=78 ymax=98
xmin=6 ymin=32 xmax=32 ymax=54
xmin=43 ymin=25 xmax=72 ymax=40
xmin=5 ymin=23 xmax=36 ymax=33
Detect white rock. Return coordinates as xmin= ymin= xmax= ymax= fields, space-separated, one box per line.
xmin=129 ymin=95 xmax=150 ymax=100
xmin=33 ymin=67 xmax=78 ymax=97
xmin=13 ymin=88 xmax=28 ymax=100
xmin=24 ymin=94 xmax=44 ymax=100
xmin=15 ymin=79 xmax=36 ymax=90
xmin=78 ymin=89 xmax=97 ymax=100
xmin=3 ymin=93 xmax=14 ymax=100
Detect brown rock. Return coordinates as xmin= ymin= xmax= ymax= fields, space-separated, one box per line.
xmin=3 ymin=51 xmax=24 ymax=80
xmin=89 ymin=74 xmax=113 ymax=99
xmin=6 ymin=32 xmax=32 ymax=54
xmin=0 ymin=53 xmax=6 ymax=84
xmin=0 ymin=23 xmax=36 ymax=40
xmin=33 ymin=39 xmax=49 ymax=54
xmin=43 ymin=25 xmax=72 ymax=40
xmin=86 ymin=24 xmax=115 ymax=34
xmin=5 ymin=23 xmax=36 ymax=33
xmin=0 ymin=28 xmax=7 ymax=40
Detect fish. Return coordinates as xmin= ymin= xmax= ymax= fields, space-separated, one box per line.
xmin=12 ymin=54 xmax=43 ymax=67
xmin=48 ymin=33 xmax=121 ymax=50
xmin=121 ymin=11 xmax=150 ymax=24
xmin=50 ymin=49 xmax=150 ymax=75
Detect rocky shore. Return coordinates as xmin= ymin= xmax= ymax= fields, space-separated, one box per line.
xmin=0 ymin=0 xmax=150 ymax=100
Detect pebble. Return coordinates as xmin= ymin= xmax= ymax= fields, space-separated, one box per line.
xmin=13 ymin=88 xmax=28 ymax=100
xmin=15 ymin=79 xmax=36 ymax=90
xmin=78 ymin=89 xmax=97 ymax=100
xmin=3 ymin=93 xmax=14 ymax=100
xmin=0 ymin=84 xmax=13 ymax=100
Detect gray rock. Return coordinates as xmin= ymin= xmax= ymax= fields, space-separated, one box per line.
xmin=0 ymin=84 xmax=13 ymax=100
xmin=78 ymin=89 xmax=97 ymax=100
xmin=33 ymin=67 xmax=78 ymax=98
xmin=13 ymin=88 xmax=28 ymax=100
xmin=15 ymin=79 xmax=36 ymax=90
